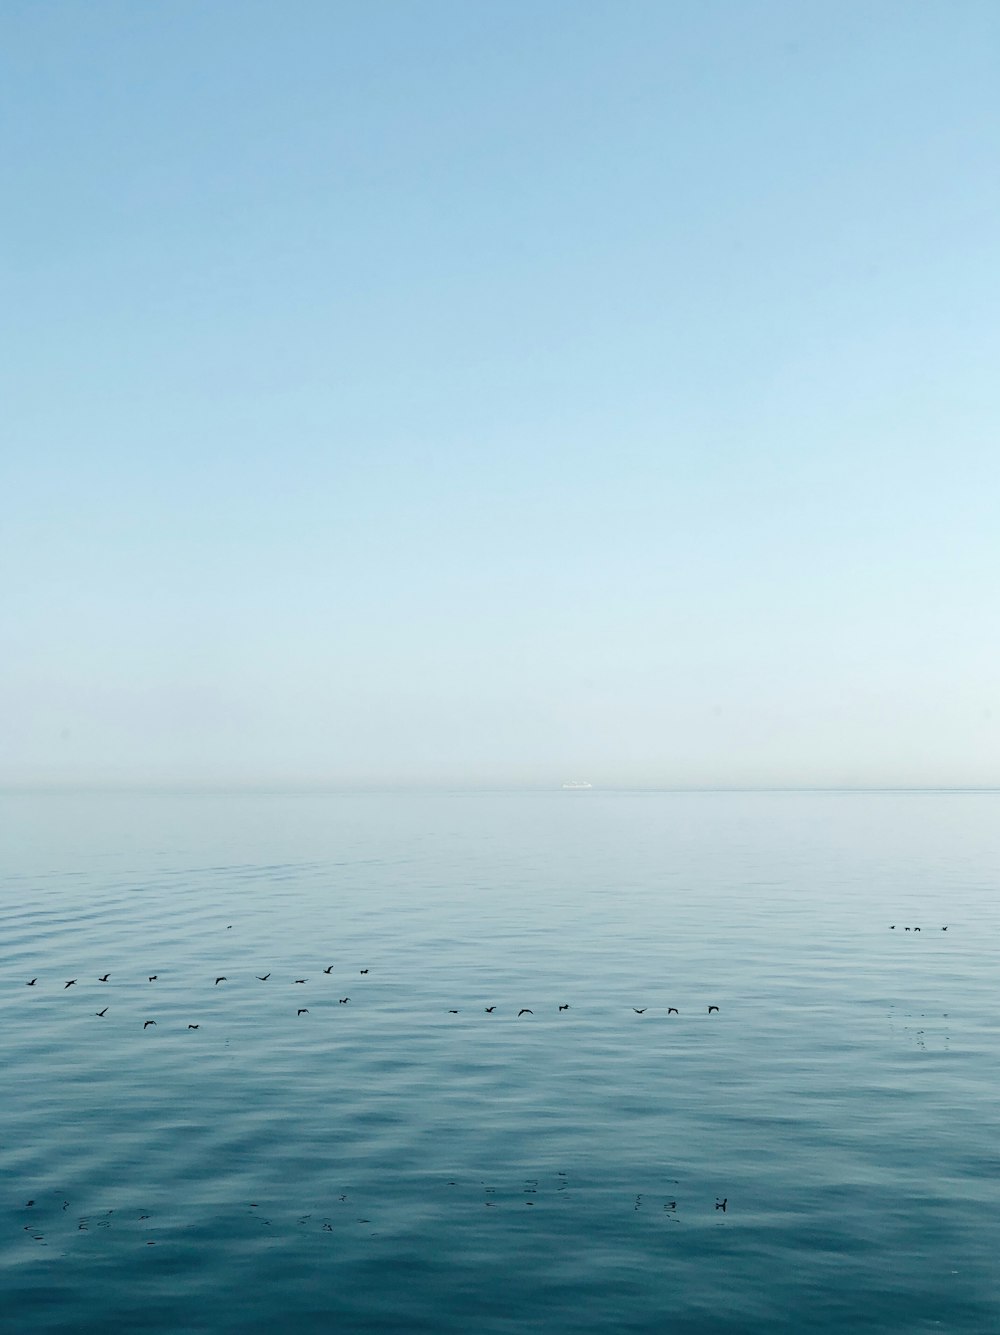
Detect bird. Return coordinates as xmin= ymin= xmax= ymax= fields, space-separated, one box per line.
xmin=226 ymin=925 xmax=233 ymax=930
xmin=26 ymin=979 xmax=37 ymax=986
xmin=96 ymin=1008 xmax=108 ymax=1018
xmin=339 ymin=997 xmax=350 ymax=1004
xmin=904 ymin=927 xmax=911 ymax=932
xmin=708 ymin=1005 xmax=720 ymax=1014
xmin=294 ymin=979 xmax=307 ymax=984
xmin=890 ymin=925 xmax=895 ymax=930
xmin=558 ymin=1004 xmax=569 ymax=1011
xmin=447 ymin=1009 xmax=459 ymax=1014
xmin=148 ymin=976 xmax=157 ymax=982
xmin=914 ymin=927 xmax=921 ymax=932
xmin=143 ymin=1020 xmax=156 ymax=1029
xmin=188 ymin=1024 xmax=199 ymax=1029
xmin=215 ymin=977 xmax=227 ymax=985
xmin=98 ymin=974 xmax=110 ymax=982
xmin=716 ymin=1198 xmax=727 ymax=1211
xmin=297 ymin=1009 xmax=309 ymax=1016
xmin=323 ymin=966 xmax=333 ymax=974
xmin=257 ymin=974 xmax=270 ymax=981
xmin=64 ymin=980 xmax=77 ymax=989
xmin=359 ymin=969 xmax=368 ymax=975
xmin=518 ymin=1009 xmax=533 ymax=1017
xmin=633 ymin=1008 xmax=647 ymax=1014
xmin=485 ymin=1006 xmax=496 ymax=1013
xmin=941 ymin=925 xmax=949 ymax=931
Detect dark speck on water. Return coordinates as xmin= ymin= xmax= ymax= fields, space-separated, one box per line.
xmin=1 ymin=789 xmax=998 ymax=1333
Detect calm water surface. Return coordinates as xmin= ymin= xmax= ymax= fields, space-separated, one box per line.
xmin=2 ymin=790 xmax=998 ymax=1333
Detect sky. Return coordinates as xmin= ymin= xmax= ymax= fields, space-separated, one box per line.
xmin=3 ymin=0 xmax=999 ymax=789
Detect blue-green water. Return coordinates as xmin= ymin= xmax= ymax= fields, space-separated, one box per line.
xmin=2 ymin=789 xmax=998 ymax=1333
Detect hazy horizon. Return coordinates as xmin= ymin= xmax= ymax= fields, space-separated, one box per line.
xmin=5 ymin=2 xmax=998 ymax=791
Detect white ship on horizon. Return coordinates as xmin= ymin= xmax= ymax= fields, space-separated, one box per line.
xmin=560 ymin=780 xmax=593 ymax=790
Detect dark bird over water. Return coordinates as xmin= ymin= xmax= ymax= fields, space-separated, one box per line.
xmin=339 ymin=997 xmax=350 ymax=1004
xmin=215 ymin=977 xmax=227 ymax=985
xmin=98 ymin=974 xmax=110 ymax=982
xmin=297 ymin=1009 xmax=309 ymax=1016
xmin=257 ymin=974 xmax=270 ymax=981
xmin=294 ymin=979 xmax=307 ymax=984
xmin=716 ymin=1198 xmax=727 ymax=1211
xmin=360 ymin=969 xmax=369 ymax=974
xmin=323 ymin=966 xmax=333 ymax=974
xmin=942 ymin=925 xmax=949 ymax=931
xmin=96 ymin=1008 xmax=108 ymax=1017
xmin=708 ymin=1005 xmax=720 ymax=1014
xmin=148 ymin=976 xmax=157 ymax=981
xmin=518 ymin=1009 xmax=533 ymax=1017
xmin=559 ymin=1004 xmax=569 ymax=1011
xmin=485 ymin=1006 xmax=496 ymax=1013
xmin=667 ymin=1007 xmax=679 ymax=1015
xmin=143 ymin=1020 xmax=156 ymax=1029
xmin=188 ymin=1024 xmax=199 ymax=1029
xmin=633 ymin=1008 xmax=647 ymax=1014
xmin=26 ymin=979 xmax=37 ymax=986
xmin=65 ymin=980 xmax=77 ymax=989
xmin=447 ymin=1009 xmax=459 ymax=1014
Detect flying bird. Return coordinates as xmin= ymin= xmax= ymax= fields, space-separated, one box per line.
xmin=485 ymin=1006 xmax=496 ymax=1013
xmin=558 ymin=1005 xmax=569 ymax=1011
xmin=323 ymin=966 xmax=333 ymax=974
xmin=257 ymin=974 xmax=270 ymax=981
xmin=26 ymin=979 xmax=37 ymax=986
xmin=447 ymin=1009 xmax=459 ymax=1014
xmin=716 ymin=1198 xmax=727 ymax=1211
xmin=98 ymin=974 xmax=110 ymax=982
xmin=667 ymin=1007 xmax=679 ymax=1015
xmin=518 ymin=1009 xmax=533 ymax=1017
xmin=96 ymin=1008 xmax=108 ymax=1017
xmin=708 ymin=1005 xmax=720 ymax=1014
xmin=294 ymin=979 xmax=307 ymax=984
xmin=148 ymin=976 xmax=158 ymax=982
xmin=143 ymin=1020 xmax=156 ymax=1029
xmin=188 ymin=1024 xmax=199 ymax=1029
xmin=64 ymin=980 xmax=77 ymax=989
xmin=297 ymin=1009 xmax=309 ymax=1016
xmin=215 ymin=977 xmax=227 ymax=985
xmin=633 ymin=1008 xmax=647 ymax=1014
xmin=339 ymin=997 xmax=350 ymax=1004
xmin=359 ymin=969 xmax=369 ymax=975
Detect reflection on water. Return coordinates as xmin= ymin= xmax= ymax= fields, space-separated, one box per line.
xmin=2 ymin=790 xmax=999 ymax=1333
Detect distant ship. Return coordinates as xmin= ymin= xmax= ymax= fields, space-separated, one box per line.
xmin=560 ymin=780 xmax=593 ymax=790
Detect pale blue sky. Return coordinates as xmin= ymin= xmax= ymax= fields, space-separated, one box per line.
xmin=3 ymin=1 xmax=998 ymax=787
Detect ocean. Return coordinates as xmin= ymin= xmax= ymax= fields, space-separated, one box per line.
xmin=2 ymin=789 xmax=998 ymax=1333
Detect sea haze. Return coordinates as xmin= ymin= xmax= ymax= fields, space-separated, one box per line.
xmin=2 ymin=789 xmax=998 ymax=1334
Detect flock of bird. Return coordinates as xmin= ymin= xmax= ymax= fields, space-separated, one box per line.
xmin=890 ymin=925 xmax=948 ymax=931
xmin=18 ymin=966 xmax=722 ymax=1029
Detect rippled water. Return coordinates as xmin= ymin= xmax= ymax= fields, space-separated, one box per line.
xmin=2 ymin=789 xmax=999 ymax=1333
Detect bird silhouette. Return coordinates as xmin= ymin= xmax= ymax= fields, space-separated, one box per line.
xmin=64 ymin=980 xmax=77 ymax=989
xmin=447 ymin=1009 xmax=459 ymax=1014
xmin=890 ymin=925 xmax=896 ymax=930
xmin=294 ymin=979 xmax=307 ymax=984
xmin=98 ymin=974 xmax=110 ymax=982
xmin=905 ymin=927 xmax=911 ymax=931
xmin=558 ymin=1004 xmax=569 ymax=1011
xmin=323 ymin=966 xmax=333 ymax=974
xmin=667 ymin=1007 xmax=679 ymax=1015
xmin=360 ymin=969 xmax=369 ymax=975
xmin=485 ymin=1006 xmax=496 ymax=1013
xmin=257 ymin=974 xmax=270 ymax=981
xmin=148 ymin=976 xmax=157 ymax=982
xmin=297 ymin=1009 xmax=309 ymax=1016
xmin=708 ymin=1005 xmax=720 ymax=1014
xmin=633 ymin=1008 xmax=647 ymax=1014
xmin=96 ymin=1008 xmax=108 ymax=1017
xmin=716 ymin=1198 xmax=727 ymax=1211
xmin=26 ymin=979 xmax=37 ymax=986
xmin=215 ymin=977 xmax=227 ymax=985
xmin=143 ymin=1020 xmax=156 ymax=1029
xmin=188 ymin=1024 xmax=199 ymax=1029
xmin=914 ymin=927 xmax=921 ymax=932
xmin=339 ymin=997 xmax=350 ymax=1004
xmin=941 ymin=925 xmax=949 ymax=931
xmin=518 ymin=1009 xmax=533 ymax=1017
